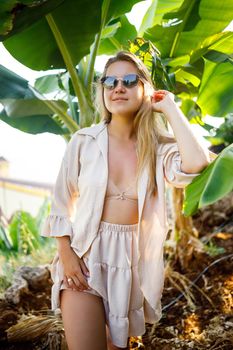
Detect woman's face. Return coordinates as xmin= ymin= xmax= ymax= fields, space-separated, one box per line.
xmin=103 ymin=61 xmax=144 ymax=119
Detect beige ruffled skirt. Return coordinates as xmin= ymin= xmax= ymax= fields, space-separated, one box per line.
xmin=50 ymin=220 xmax=156 ymax=348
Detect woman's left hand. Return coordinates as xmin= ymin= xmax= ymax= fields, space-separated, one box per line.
xmin=151 ymin=89 xmax=175 ymax=113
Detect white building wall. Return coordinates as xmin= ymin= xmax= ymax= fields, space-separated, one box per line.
xmin=0 ymin=185 xmax=51 ymax=220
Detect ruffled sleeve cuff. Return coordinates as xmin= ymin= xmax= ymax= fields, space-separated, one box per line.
xmin=159 ymin=142 xmax=200 ymax=188
xmin=166 ymin=151 xmax=200 ymax=188
xmin=41 ymin=215 xmax=73 ymax=238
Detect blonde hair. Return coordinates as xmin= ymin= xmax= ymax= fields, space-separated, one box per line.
xmin=94 ymin=51 xmax=174 ymax=195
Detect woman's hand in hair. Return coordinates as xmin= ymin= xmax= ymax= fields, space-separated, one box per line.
xmin=151 ymin=89 xmax=210 ymax=172
xmin=151 ymin=90 xmax=175 ymax=114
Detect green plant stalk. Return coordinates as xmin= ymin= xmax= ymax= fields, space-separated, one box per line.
xmin=62 ymin=75 xmax=78 ymax=123
xmin=169 ymin=0 xmax=197 ymax=57
xmin=67 ymin=91 xmax=77 ymax=123
xmin=109 ymin=37 xmax=121 ymax=50
xmin=46 ymin=14 xmax=92 ymax=126
xmin=85 ymin=0 xmax=111 ymax=90
xmin=29 ymin=86 xmax=78 ymax=133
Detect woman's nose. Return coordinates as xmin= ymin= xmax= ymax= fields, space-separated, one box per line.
xmin=114 ymin=80 xmax=126 ymax=92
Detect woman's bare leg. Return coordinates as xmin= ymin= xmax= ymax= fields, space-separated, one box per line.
xmin=60 ymin=289 xmax=107 ymax=350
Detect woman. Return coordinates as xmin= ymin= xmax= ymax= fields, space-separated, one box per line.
xmin=42 ymin=51 xmax=210 ymax=350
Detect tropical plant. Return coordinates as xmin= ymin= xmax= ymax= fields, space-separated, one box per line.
xmin=183 ymin=143 xmax=233 ymax=216
xmin=0 ymin=0 xmax=141 ymax=133
xmin=205 ymin=114 xmax=233 ymax=147
xmin=0 ymin=198 xmax=51 ymax=254
xmin=0 ymin=0 xmax=233 ymax=133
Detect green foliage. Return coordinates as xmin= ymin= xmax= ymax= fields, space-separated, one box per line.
xmin=0 ymin=198 xmax=56 ymax=294
xmin=2 ymin=0 xmax=103 ymax=69
xmin=129 ymin=37 xmax=175 ymax=91
xmin=197 ymin=58 xmax=233 ymax=117
xmin=0 ymin=198 xmax=51 ymax=255
xmin=0 ymin=275 xmax=11 ymax=294
xmin=1 ymin=0 xmax=233 ymax=131
xmin=0 ymin=65 xmax=71 ymax=135
xmin=98 ymin=15 xmax=137 ymax=55
xmin=143 ymin=0 xmax=233 ymax=58
xmin=203 ymin=240 xmax=225 ymax=257
xmin=0 ymin=0 xmax=65 ymax=40
xmin=206 ymin=114 xmax=233 ymax=146
xmin=0 ymin=224 xmax=12 ymax=250
xmin=9 ymin=211 xmax=40 ymax=254
xmin=183 ymin=144 xmax=233 ymax=216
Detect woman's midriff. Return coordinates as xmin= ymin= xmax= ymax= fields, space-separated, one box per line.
xmin=101 ymin=199 xmax=138 ymax=225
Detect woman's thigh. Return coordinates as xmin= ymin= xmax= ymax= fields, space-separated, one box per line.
xmin=60 ymin=289 xmax=108 ymax=350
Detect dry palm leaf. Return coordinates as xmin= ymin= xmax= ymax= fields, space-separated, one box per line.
xmin=7 ymin=313 xmax=63 ymax=342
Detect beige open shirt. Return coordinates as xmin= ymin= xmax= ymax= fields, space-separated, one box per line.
xmin=41 ymin=120 xmax=200 ymax=321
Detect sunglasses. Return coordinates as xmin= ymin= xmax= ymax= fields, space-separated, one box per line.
xmin=100 ymin=74 xmax=140 ymax=90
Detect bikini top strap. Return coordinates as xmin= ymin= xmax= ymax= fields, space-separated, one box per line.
xmin=108 ymin=178 xmax=136 ymax=195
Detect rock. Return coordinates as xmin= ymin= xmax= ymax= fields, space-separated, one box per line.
xmin=4 ymin=265 xmax=51 ymax=305
xmin=4 ymin=276 xmax=28 ymax=305
xmin=17 ymin=265 xmax=50 ymax=290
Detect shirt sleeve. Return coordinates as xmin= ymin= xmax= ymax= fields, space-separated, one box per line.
xmin=158 ymin=142 xmax=200 ymax=188
xmin=41 ymin=132 xmax=80 ymax=238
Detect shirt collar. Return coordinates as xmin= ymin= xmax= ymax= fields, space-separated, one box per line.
xmin=77 ymin=120 xmax=107 ymax=139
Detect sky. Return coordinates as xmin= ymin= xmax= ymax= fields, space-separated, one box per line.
xmin=0 ymin=1 xmax=227 ymax=184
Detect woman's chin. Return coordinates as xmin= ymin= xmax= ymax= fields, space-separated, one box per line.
xmin=110 ymin=108 xmax=138 ymax=118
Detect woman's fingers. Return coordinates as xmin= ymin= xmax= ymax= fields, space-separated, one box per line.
xmin=69 ymin=275 xmax=83 ymax=291
xmin=153 ymin=94 xmax=164 ymax=102
xmin=153 ymin=90 xmax=167 ymax=102
xmin=79 ymin=258 xmax=90 ymax=277
xmin=72 ymin=273 xmax=91 ymax=291
xmin=63 ymin=275 xmax=71 ymax=288
xmin=62 ymin=251 xmax=91 ymax=291
xmin=65 ymin=274 xmax=90 ymax=291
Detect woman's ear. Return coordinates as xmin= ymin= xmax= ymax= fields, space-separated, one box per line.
xmin=144 ymin=83 xmax=154 ymax=98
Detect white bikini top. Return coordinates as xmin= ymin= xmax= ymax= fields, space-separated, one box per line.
xmin=105 ymin=178 xmax=138 ymax=203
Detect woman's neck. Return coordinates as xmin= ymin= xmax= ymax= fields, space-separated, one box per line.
xmin=107 ymin=117 xmax=136 ymax=141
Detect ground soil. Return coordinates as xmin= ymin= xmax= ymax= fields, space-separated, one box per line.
xmin=141 ymin=193 xmax=233 ymax=350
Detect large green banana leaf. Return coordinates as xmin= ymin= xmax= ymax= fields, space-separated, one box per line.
xmin=1 ymin=0 xmax=232 ymax=133
xmin=183 ymin=144 xmax=233 ymax=216
xmin=139 ymin=0 xmax=184 ymax=35
xmin=0 ymin=109 xmax=68 ymax=134
xmin=0 ymin=65 xmax=76 ymax=134
xmin=197 ymin=58 xmax=233 ymax=117
xmin=0 ymin=0 xmax=64 ymax=39
xmin=140 ymin=0 xmax=233 ymax=118
xmin=2 ymin=0 xmax=103 ymax=70
xmin=143 ymin=0 xmax=233 ymax=58
xmin=1 ymin=0 xmax=142 ymax=70
xmin=0 ymin=0 xmax=143 ymax=129
xmin=98 ymin=15 xmax=137 ymax=55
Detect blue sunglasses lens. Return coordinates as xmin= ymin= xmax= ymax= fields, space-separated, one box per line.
xmin=101 ymin=74 xmax=139 ymax=89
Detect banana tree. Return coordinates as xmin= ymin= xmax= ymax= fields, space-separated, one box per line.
xmin=1 ymin=0 xmax=233 ymax=134
xmin=0 ymin=0 xmax=140 ymax=130
xmin=136 ymin=0 xmax=233 ymax=229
